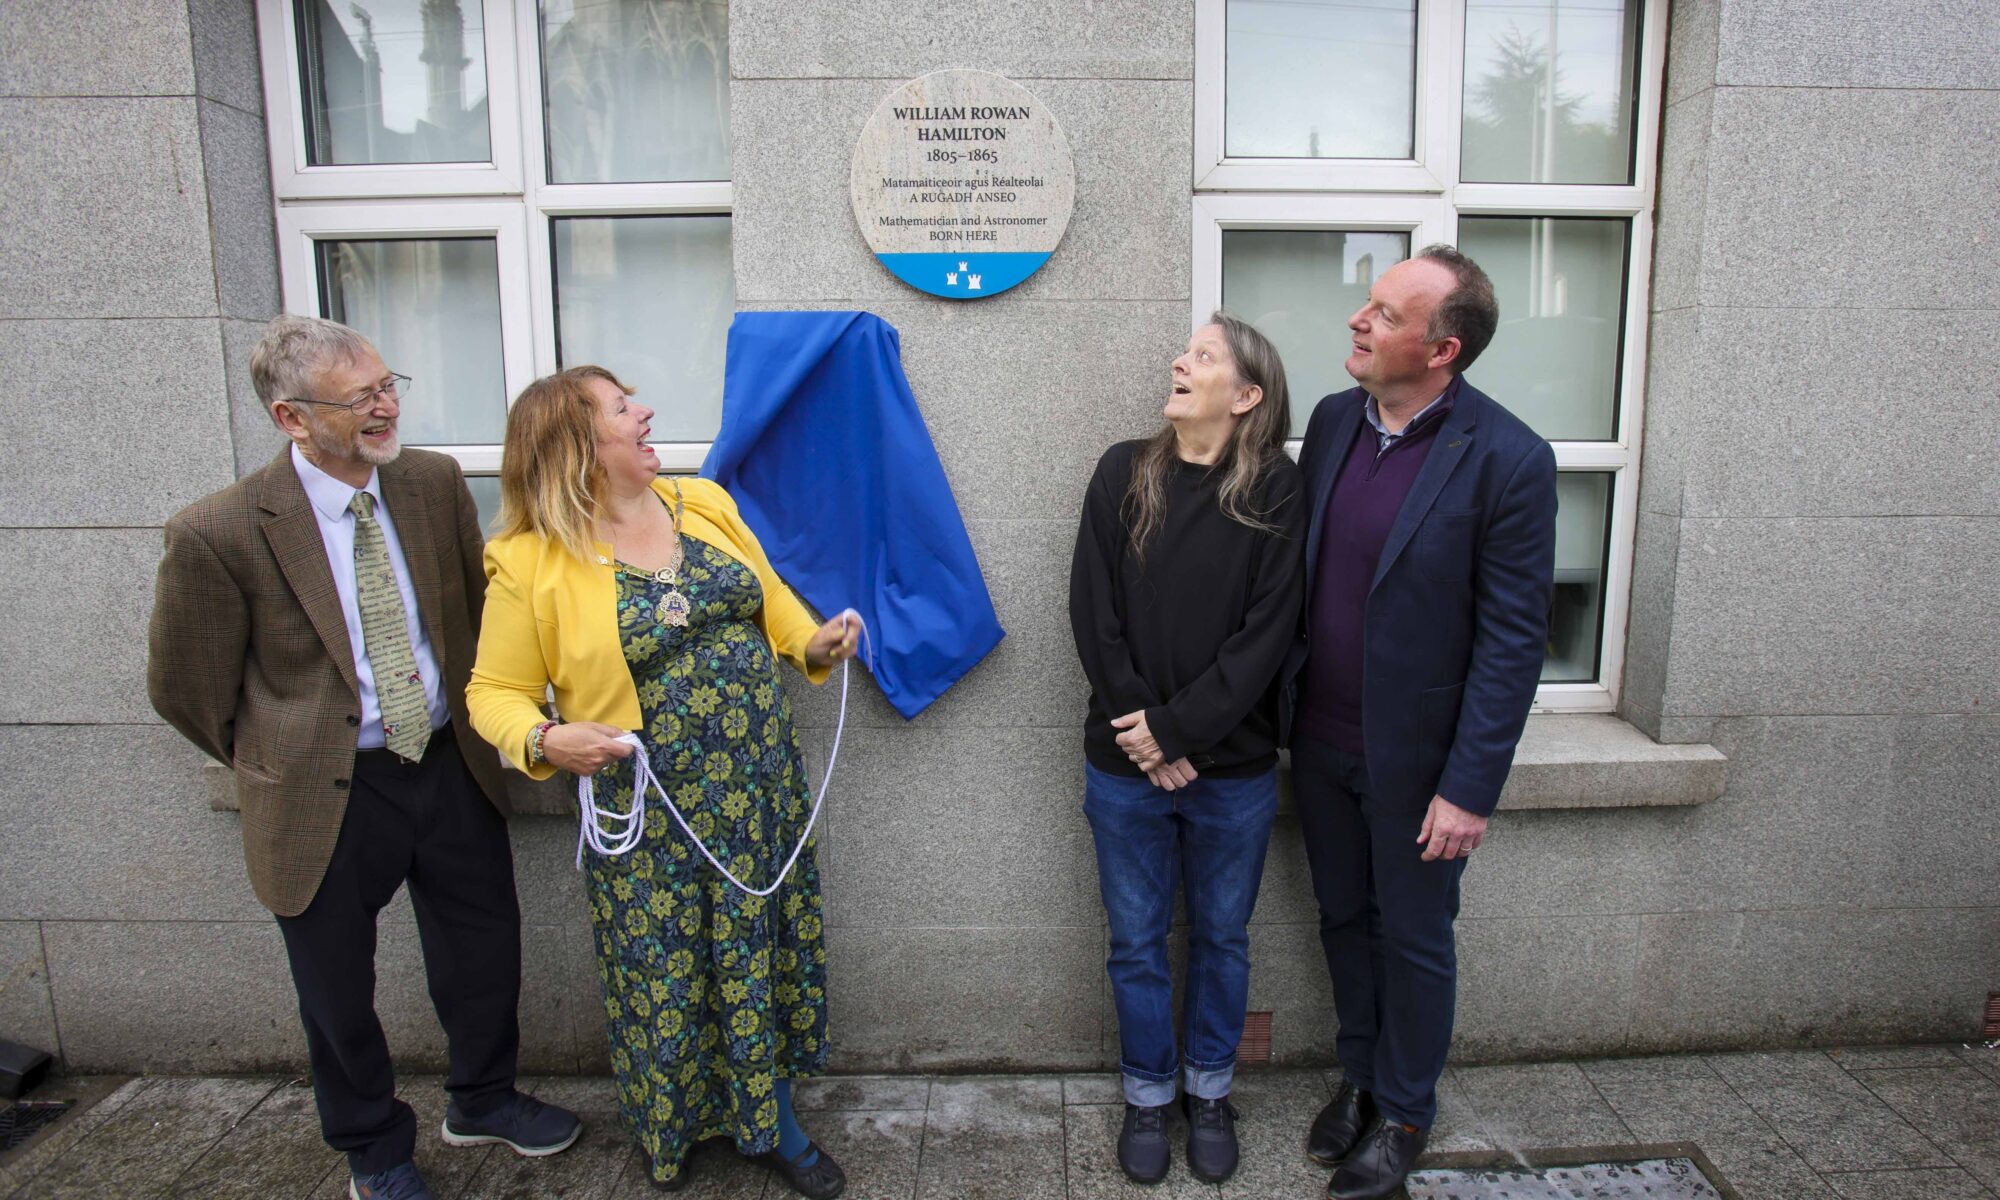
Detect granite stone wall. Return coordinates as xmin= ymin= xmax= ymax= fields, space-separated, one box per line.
xmin=0 ymin=0 xmax=1993 ymax=1076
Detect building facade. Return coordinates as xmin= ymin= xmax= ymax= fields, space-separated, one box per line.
xmin=1 ymin=0 xmax=1995 ymax=1075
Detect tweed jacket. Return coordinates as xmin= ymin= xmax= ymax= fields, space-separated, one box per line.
xmin=147 ymin=445 xmax=506 ymax=917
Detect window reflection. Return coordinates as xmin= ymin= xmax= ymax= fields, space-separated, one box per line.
xmin=298 ymin=0 xmax=491 ymax=166
xmin=1461 ymin=0 xmax=1641 ymax=184
xmin=1226 ymin=0 xmax=1417 ymax=160
xmin=541 ymin=0 xmax=730 ymax=184
xmin=317 ymin=237 xmax=507 ymax=445
xmin=1222 ymin=229 xmax=1411 ymax=426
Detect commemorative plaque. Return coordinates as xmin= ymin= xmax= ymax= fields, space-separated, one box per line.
xmin=850 ymin=69 xmax=1076 ymax=300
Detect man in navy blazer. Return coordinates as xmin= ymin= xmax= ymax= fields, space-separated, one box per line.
xmin=1287 ymin=246 xmax=1556 ymax=1200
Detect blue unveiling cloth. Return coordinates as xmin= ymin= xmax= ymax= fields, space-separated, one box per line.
xmin=702 ymin=311 xmax=1004 ymax=718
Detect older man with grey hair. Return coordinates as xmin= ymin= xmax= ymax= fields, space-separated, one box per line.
xmin=148 ymin=315 xmax=578 ymax=1200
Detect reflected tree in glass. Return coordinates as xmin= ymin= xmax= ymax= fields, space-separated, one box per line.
xmin=1222 ymin=229 xmax=1410 ymax=427
xmin=1460 ymin=0 xmax=1640 ymax=184
xmin=298 ymin=0 xmax=491 ymax=165
xmin=553 ymin=216 xmax=734 ymax=441
xmin=1225 ymin=0 xmax=1416 ymax=160
xmin=317 ymin=238 xmax=507 ymax=445
xmin=541 ymin=0 xmax=730 ymax=183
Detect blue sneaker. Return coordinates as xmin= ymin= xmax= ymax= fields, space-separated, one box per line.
xmin=440 ymin=1090 xmax=582 ymax=1157
xmin=349 ymin=1161 xmax=433 ymax=1200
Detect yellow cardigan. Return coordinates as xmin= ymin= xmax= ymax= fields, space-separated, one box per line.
xmin=468 ymin=476 xmax=830 ymax=780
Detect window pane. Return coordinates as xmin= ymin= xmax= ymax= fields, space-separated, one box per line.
xmin=297 ymin=0 xmax=491 ymax=166
xmin=1545 ymin=471 xmax=1613 ymax=682
xmin=465 ymin=474 xmax=501 ymax=534
xmin=1458 ymin=217 xmax=1627 ymax=441
xmin=541 ymin=0 xmax=729 ymax=184
xmin=1222 ymin=229 xmax=1410 ymax=428
xmin=1461 ymin=0 xmax=1642 ymax=184
xmin=553 ymin=216 xmax=733 ymax=441
xmin=1225 ymin=0 xmax=1416 ymax=159
xmin=317 ymin=238 xmax=506 ymax=445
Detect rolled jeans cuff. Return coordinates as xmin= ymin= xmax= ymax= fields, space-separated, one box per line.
xmin=1120 ymin=1061 xmax=1178 ymax=1108
xmin=1183 ymin=1053 xmax=1236 ymax=1101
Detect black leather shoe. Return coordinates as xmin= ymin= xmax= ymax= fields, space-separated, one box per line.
xmin=1327 ymin=1116 xmax=1428 ymax=1200
xmin=752 ymin=1141 xmax=846 ymax=1199
xmin=1117 ymin=1102 xmax=1172 ymax=1184
xmin=1181 ymin=1094 xmax=1239 ymax=1183
xmin=1307 ymin=1081 xmax=1377 ymax=1167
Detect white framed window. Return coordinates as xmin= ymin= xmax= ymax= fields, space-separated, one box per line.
xmin=1194 ymin=0 xmax=1669 ymax=710
xmin=259 ymin=0 xmax=734 ymax=524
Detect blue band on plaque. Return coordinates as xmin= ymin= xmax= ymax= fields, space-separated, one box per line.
xmin=875 ymin=252 xmax=1051 ymax=299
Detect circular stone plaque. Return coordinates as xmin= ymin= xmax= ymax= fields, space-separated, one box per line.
xmin=850 ymin=69 xmax=1075 ymax=300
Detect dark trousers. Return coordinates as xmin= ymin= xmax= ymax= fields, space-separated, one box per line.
xmin=275 ymin=726 xmax=523 ymax=1175
xmin=1291 ymin=735 xmax=1465 ymax=1128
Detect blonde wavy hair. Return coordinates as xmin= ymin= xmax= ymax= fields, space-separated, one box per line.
xmin=495 ymin=365 xmax=633 ymax=564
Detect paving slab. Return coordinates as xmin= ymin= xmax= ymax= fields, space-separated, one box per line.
xmin=0 ymin=1076 xmax=144 ymax=1198
xmin=915 ymin=1076 xmax=1065 ymax=1200
xmin=1849 ymin=1065 xmax=2000 ymax=1191
xmin=809 ymin=1107 xmax=928 ymax=1200
xmin=1215 ymin=1069 xmax=1329 ymax=1200
xmin=1698 ymin=1138 xmax=1840 ymax=1200
xmin=461 ymin=1076 xmax=632 ymax=1200
xmin=1825 ymin=1045 xmax=1966 ymax=1071
xmin=1822 ymin=1167 xmax=1998 ymax=1199
xmin=18 ymin=1076 xmax=277 ymax=1199
xmin=1454 ymin=1062 xmax=1636 ymax=1151
xmin=1582 ymin=1055 xmax=1786 ymax=1148
xmin=1061 ymin=1074 xmax=1124 ymax=1107
xmin=1956 ymin=1044 xmax=2000 ymax=1087
xmin=1062 ymin=1101 xmax=1219 ymax=1199
xmin=1408 ymin=1156 xmax=1725 ymax=1199
xmin=1704 ymin=1051 xmax=1955 ymax=1174
xmin=794 ymin=1075 xmax=931 ymax=1113
xmin=170 ymin=1111 xmax=342 ymax=1198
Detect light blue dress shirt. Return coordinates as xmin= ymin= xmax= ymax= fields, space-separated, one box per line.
xmin=291 ymin=445 xmax=448 ymax=748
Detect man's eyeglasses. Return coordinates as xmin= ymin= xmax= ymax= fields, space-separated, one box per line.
xmin=285 ymin=373 xmax=413 ymax=413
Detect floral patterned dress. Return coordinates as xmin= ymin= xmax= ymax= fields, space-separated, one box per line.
xmin=585 ymin=533 xmax=829 ymax=1185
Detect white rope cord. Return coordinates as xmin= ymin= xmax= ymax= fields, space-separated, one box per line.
xmin=573 ymin=611 xmax=866 ymax=897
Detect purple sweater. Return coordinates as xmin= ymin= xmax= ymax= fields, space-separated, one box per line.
xmin=1296 ymin=405 xmax=1450 ymax=754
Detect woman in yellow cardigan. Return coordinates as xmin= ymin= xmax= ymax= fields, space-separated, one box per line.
xmin=468 ymin=365 xmax=857 ymax=1196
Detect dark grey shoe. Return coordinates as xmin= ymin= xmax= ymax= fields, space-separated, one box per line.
xmin=1328 ymin=1116 xmax=1428 ymax=1200
xmin=1117 ymin=1102 xmax=1172 ymax=1184
xmin=1307 ymin=1080 xmax=1377 ymax=1166
xmin=349 ymin=1162 xmax=433 ymax=1200
xmin=1182 ymin=1094 xmax=1239 ymax=1183
xmin=441 ymin=1091 xmax=582 ymax=1157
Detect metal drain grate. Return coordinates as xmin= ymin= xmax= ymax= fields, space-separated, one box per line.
xmin=0 ymin=1100 xmax=73 ymax=1152
xmin=1985 ymin=992 xmax=1999 ymax=1041
xmin=1408 ymin=1156 xmax=1724 ymax=1198
xmin=1237 ymin=1011 xmax=1273 ymax=1064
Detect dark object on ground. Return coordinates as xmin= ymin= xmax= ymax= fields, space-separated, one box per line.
xmin=0 ymin=1039 xmax=51 ymax=1101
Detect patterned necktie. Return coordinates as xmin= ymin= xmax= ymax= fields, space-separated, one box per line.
xmin=348 ymin=491 xmax=431 ymax=762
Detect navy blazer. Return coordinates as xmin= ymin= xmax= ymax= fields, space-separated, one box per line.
xmin=1284 ymin=382 xmax=1557 ymax=817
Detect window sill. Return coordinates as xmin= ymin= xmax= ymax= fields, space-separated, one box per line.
xmin=208 ymin=714 xmax=1726 ymax=816
xmin=1498 ymin=713 xmax=1728 ymax=810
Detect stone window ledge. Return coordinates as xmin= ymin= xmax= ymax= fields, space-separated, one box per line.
xmin=1493 ymin=713 xmax=1727 ymax=810
xmin=209 ymin=714 xmax=1725 ymax=816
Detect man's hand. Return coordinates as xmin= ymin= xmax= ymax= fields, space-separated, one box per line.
xmin=1111 ymin=710 xmax=1164 ymax=770
xmin=1144 ymin=757 xmax=1200 ymax=793
xmin=1417 ymin=794 xmax=1487 ymax=862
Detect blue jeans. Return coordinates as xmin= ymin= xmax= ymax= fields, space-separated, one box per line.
xmin=1083 ymin=761 xmax=1280 ymax=1107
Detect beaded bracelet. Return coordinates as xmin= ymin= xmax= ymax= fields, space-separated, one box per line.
xmin=527 ymin=720 xmax=557 ymax=766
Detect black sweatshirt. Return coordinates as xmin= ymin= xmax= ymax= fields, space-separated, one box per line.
xmin=1068 ymin=440 xmax=1308 ymax=778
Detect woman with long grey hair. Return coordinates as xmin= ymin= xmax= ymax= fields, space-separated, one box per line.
xmin=1068 ymin=312 xmax=1307 ymax=1185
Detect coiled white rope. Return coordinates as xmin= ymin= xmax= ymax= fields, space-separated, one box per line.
xmin=573 ymin=610 xmax=866 ymax=898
